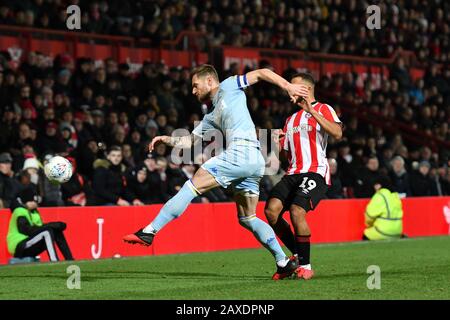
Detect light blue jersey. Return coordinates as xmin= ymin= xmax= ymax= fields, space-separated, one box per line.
xmin=192 ymin=75 xmax=258 ymax=144
xmin=193 ymin=75 xmax=265 ymax=195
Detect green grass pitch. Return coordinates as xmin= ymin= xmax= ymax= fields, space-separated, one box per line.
xmin=0 ymin=236 xmax=449 ymax=300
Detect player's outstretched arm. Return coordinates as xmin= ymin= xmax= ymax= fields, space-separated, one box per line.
xmin=245 ymin=68 xmax=305 ymax=102
xmin=149 ymin=134 xmax=194 ymax=152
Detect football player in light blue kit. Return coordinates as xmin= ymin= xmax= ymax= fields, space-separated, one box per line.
xmin=124 ymin=65 xmax=308 ymax=279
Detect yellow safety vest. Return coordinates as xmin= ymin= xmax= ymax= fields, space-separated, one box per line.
xmin=7 ymin=207 xmax=43 ymax=255
xmin=364 ymin=188 xmax=403 ymax=239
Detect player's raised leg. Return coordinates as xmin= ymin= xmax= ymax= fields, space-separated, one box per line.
xmin=290 ymin=204 xmax=314 ymax=280
xmin=123 ymin=168 xmax=218 ymax=246
xmin=234 ymin=192 xmax=298 ymax=280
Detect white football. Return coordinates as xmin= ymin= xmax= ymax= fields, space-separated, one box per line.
xmin=44 ymin=156 xmax=73 ymax=183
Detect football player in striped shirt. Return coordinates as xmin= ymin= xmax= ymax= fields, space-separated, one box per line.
xmin=265 ymin=72 xmax=343 ymax=280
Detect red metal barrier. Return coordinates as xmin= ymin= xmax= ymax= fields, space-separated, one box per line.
xmin=0 ymin=26 xmax=209 ymax=67
xmin=1 ymin=198 xmax=448 ymax=265
xmin=220 ymin=46 xmax=422 ymax=79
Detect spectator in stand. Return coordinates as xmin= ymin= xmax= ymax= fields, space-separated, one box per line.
xmin=436 ymin=164 xmax=450 ymax=196
xmin=75 ymin=138 xmax=101 ymax=179
xmin=0 ymin=152 xmax=21 ymax=209
xmin=91 ymin=68 xmax=107 ymax=98
xmin=154 ymin=156 xmax=170 ymax=200
xmin=22 ymin=156 xmax=43 ymax=189
xmin=389 ymin=156 xmax=412 ymax=197
xmin=0 ymin=105 xmax=17 ymax=150
xmin=59 ymin=123 xmax=77 ymax=152
xmin=354 ymin=156 xmax=388 ymax=198
xmin=143 ymin=155 xmax=170 ymax=203
xmin=419 ymin=146 xmax=438 ymax=168
xmin=73 ymin=58 xmax=94 ymax=96
xmin=125 ymin=164 xmax=150 ymax=205
xmin=336 ymin=141 xmax=357 ymax=190
xmin=38 ymin=121 xmax=62 ymax=156
xmin=37 ymin=107 xmax=55 ymax=130
xmin=409 ymin=161 xmax=439 ymax=197
xmin=429 ymin=166 xmax=447 ymax=196
xmin=53 ymin=69 xmax=72 ymax=97
xmin=379 ymin=146 xmax=394 ymax=173
xmin=118 ymin=63 xmax=134 ymax=96
xmin=409 ymin=79 xmax=425 ymax=105
xmin=326 ymin=158 xmax=345 ymax=199
xmin=390 ymin=58 xmax=412 ymax=92
xmin=92 ymin=145 xmax=138 ymax=206
xmin=122 ymin=144 xmax=136 ymax=168
xmin=60 ymin=157 xmax=93 ymax=206
xmin=88 ymin=109 xmax=107 ymax=142
xmin=39 ymin=155 xmax=64 ymax=207
xmin=128 ymin=130 xmax=145 ymax=163
xmin=13 ymin=122 xmax=38 ymax=157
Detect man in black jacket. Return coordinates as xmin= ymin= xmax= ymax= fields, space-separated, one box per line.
xmin=389 ymin=156 xmax=412 ymax=197
xmin=92 ymin=145 xmax=138 ymax=206
xmin=61 ymin=157 xmax=93 ymax=206
xmin=354 ymin=156 xmax=388 ymax=198
xmin=0 ymin=152 xmax=21 ymax=208
xmin=409 ymin=161 xmax=438 ymax=197
xmin=125 ymin=164 xmax=150 ymax=205
xmin=326 ymin=158 xmax=345 ymax=199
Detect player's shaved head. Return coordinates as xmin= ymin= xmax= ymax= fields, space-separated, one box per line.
xmin=191 ymin=64 xmax=219 ymax=81
xmin=291 ymin=72 xmax=315 ymax=87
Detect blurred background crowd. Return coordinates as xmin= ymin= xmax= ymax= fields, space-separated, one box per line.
xmin=0 ymin=0 xmax=449 ymax=208
xmin=1 ymin=0 xmax=449 ymax=62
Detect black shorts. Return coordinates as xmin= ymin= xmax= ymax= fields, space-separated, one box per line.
xmin=268 ymin=172 xmax=328 ymax=213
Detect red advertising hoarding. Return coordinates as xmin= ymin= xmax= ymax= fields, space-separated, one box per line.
xmin=1 ymin=197 xmax=448 ymax=265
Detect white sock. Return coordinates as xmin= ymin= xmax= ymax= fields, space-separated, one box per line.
xmin=142 ymin=224 xmax=156 ymax=234
xmin=276 ymin=257 xmax=289 ymax=268
xmin=301 ymin=264 xmax=311 ymax=270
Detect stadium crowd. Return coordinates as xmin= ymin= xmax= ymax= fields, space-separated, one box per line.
xmin=0 ymin=49 xmax=448 ymax=208
xmin=0 ymin=0 xmax=449 ymax=208
xmin=0 ymin=0 xmax=449 ymax=61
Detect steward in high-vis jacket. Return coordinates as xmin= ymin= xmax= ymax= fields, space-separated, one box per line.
xmin=363 ymin=177 xmax=404 ymax=240
xmin=7 ymin=184 xmax=73 ymax=261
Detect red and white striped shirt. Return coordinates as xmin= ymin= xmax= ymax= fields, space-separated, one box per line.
xmin=280 ymin=102 xmax=341 ymax=185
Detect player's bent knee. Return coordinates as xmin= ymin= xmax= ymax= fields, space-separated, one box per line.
xmin=290 ymin=205 xmax=307 ymax=219
xmin=264 ymin=207 xmax=279 ymax=225
xmin=264 ymin=200 xmax=283 ymax=224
